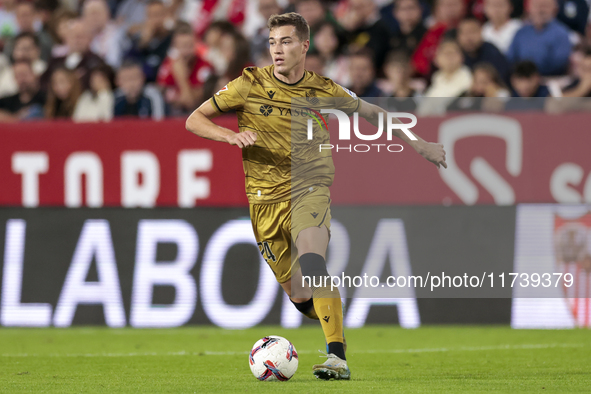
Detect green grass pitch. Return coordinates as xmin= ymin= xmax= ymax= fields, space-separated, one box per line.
xmin=1 ymin=326 xmax=590 ymax=393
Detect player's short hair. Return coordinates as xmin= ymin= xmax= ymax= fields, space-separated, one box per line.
xmin=267 ymin=12 xmax=310 ymax=42
xmin=512 ymin=60 xmax=539 ymax=78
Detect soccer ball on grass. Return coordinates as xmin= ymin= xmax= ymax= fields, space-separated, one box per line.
xmin=249 ymin=336 xmax=298 ymax=381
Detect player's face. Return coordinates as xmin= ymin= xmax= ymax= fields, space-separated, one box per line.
xmin=269 ymin=26 xmax=309 ymax=75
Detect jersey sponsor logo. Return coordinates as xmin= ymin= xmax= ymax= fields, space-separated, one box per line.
xmin=215 ymin=85 xmax=228 ymax=95
xmin=259 ymin=105 xmax=273 ymax=116
xmin=267 ymin=90 xmax=276 ymax=99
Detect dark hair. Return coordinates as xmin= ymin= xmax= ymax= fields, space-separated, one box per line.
xmin=205 ymin=20 xmax=236 ymax=36
xmin=119 ymin=58 xmax=143 ymax=71
xmin=474 ymin=62 xmax=507 ymax=89
xmin=12 ymin=59 xmax=34 ymax=69
xmin=174 ymin=22 xmax=194 ymax=36
xmin=350 ymin=47 xmax=374 ymax=62
xmin=13 ymin=31 xmax=40 ymax=48
xmin=147 ymin=0 xmax=164 ymax=7
xmin=512 ymin=60 xmax=539 ymax=78
xmin=459 ymin=16 xmax=482 ymax=28
xmin=385 ymin=50 xmax=411 ymax=67
xmin=267 ymin=12 xmax=310 ymax=42
xmin=48 ymin=8 xmax=78 ymax=43
xmin=583 ymin=46 xmax=591 ymax=57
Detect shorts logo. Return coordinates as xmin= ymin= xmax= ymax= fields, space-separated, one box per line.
xmin=323 ymin=316 xmax=330 ymax=323
xmin=310 ymin=212 xmax=319 ymax=218
xmin=260 ymin=105 xmax=273 ymax=116
xmin=267 ymin=90 xmax=275 ymax=99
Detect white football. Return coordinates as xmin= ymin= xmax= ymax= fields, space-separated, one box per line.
xmin=249 ymin=335 xmax=299 ymax=381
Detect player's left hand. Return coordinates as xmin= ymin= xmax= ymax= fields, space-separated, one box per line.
xmin=420 ymin=142 xmax=447 ymax=169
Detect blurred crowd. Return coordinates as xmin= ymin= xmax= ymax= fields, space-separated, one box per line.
xmin=1 ymin=0 xmax=591 ymax=122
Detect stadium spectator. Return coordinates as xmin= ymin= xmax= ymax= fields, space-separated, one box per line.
xmin=424 ymin=39 xmax=472 ymax=97
xmin=114 ymin=59 xmax=164 ymax=120
xmin=510 ymin=61 xmax=550 ymax=97
xmin=412 ymin=0 xmax=466 ymax=77
xmin=384 ymin=51 xmax=417 ymax=97
xmin=341 ymin=0 xmax=392 ymax=71
xmin=313 ymin=21 xmax=350 ymax=86
xmin=562 ymin=48 xmax=591 ymax=97
xmin=157 ymin=23 xmax=212 ymax=115
xmin=304 ymin=49 xmax=325 ymax=75
xmin=116 ymin=0 xmax=150 ymax=29
xmin=557 ymin=0 xmax=589 ymax=36
xmin=82 ymin=0 xmax=124 ymax=69
xmin=507 ymin=0 xmax=572 ymax=76
xmin=348 ymin=48 xmax=384 ymax=97
xmin=73 ymin=65 xmax=114 ymax=122
xmin=2 ymin=1 xmax=53 ymax=62
xmin=42 ymin=19 xmax=106 ymax=90
xmin=217 ymin=30 xmax=251 ymax=82
xmin=418 ymin=39 xmax=472 ymax=115
xmin=389 ymin=0 xmax=427 ymax=57
xmin=383 ymin=51 xmax=418 ymax=111
xmin=0 ymin=0 xmax=18 ymax=48
xmin=0 ymin=32 xmax=46 ymax=98
xmin=202 ymin=21 xmax=236 ymax=76
xmin=482 ymin=0 xmax=523 ymax=54
xmin=124 ymin=0 xmax=172 ymax=82
xmin=447 ymin=62 xmax=510 ymax=110
xmin=47 ymin=8 xmax=76 ymax=58
xmin=44 ymin=66 xmax=81 ymax=118
xmin=0 ymin=60 xmax=45 ymax=122
xmin=249 ymin=0 xmax=282 ymax=64
xmin=457 ymin=17 xmax=510 ymax=81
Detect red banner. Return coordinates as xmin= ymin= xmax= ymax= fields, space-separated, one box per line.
xmin=1 ymin=113 xmax=590 ymax=207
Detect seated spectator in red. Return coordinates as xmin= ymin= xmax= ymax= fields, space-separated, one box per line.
xmin=313 ymin=21 xmax=350 ymax=86
xmin=507 ymin=0 xmax=572 ymax=76
xmin=73 ymin=65 xmax=114 ymax=122
xmin=44 ymin=66 xmax=82 ymax=119
xmin=482 ymin=0 xmax=523 ymax=54
xmin=124 ymin=0 xmax=173 ymax=83
xmin=3 ymin=1 xmax=53 ymax=62
xmin=389 ymin=0 xmax=427 ymax=57
xmin=0 ymin=60 xmax=45 ymax=122
xmin=348 ymin=49 xmax=384 ymax=97
xmin=0 ymin=32 xmax=47 ymax=98
xmin=412 ymin=0 xmax=466 ymax=77
xmin=457 ymin=17 xmax=510 ymax=82
xmin=114 ymin=59 xmax=164 ymax=120
xmin=341 ymin=0 xmax=393 ymax=71
xmin=157 ymin=23 xmax=213 ymax=115
xmin=562 ymin=48 xmax=591 ymax=97
xmin=42 ymin=19 xmax=106 ymax=90
xmin=83 ymin=0 xmax=124 ymax=69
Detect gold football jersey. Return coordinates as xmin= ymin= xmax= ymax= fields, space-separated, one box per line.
xmin=210 ymin=65 xmax=360 ymax=204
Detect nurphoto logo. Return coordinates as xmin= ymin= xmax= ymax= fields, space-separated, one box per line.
xmin=306 ymin=109 xmax=418 ymax=153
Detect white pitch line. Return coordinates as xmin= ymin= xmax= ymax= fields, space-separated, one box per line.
xmin=0 ymin=343 xmax=584 ymax=358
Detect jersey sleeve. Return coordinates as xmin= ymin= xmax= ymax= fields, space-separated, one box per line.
xmin=210 ymin=72 xmax=253 ymax=113
xmin=330 ymin=81 xmax=361 ymax=116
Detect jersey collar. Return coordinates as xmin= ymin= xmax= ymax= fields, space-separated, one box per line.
xmin=272 ymin=66 xmax=307 ymax=86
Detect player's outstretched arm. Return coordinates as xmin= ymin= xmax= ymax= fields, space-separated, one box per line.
xmin=185 ymin=100 xmax=257 ymax=148
xmin=358 ymin=99 xmax=447 ymax=169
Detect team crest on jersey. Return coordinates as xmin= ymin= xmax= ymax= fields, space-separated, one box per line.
xmin=215 ymin=85 xmax=228 ymax=95
xmin=306 ymin=89 xmax=319 ymax=105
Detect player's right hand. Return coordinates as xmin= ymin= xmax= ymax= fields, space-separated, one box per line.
xmin=227 ymin=130 xmax=257 ymax=148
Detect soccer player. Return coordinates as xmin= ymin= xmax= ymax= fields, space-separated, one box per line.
xmin=185 ymin=12 xmax=447 ymax=380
